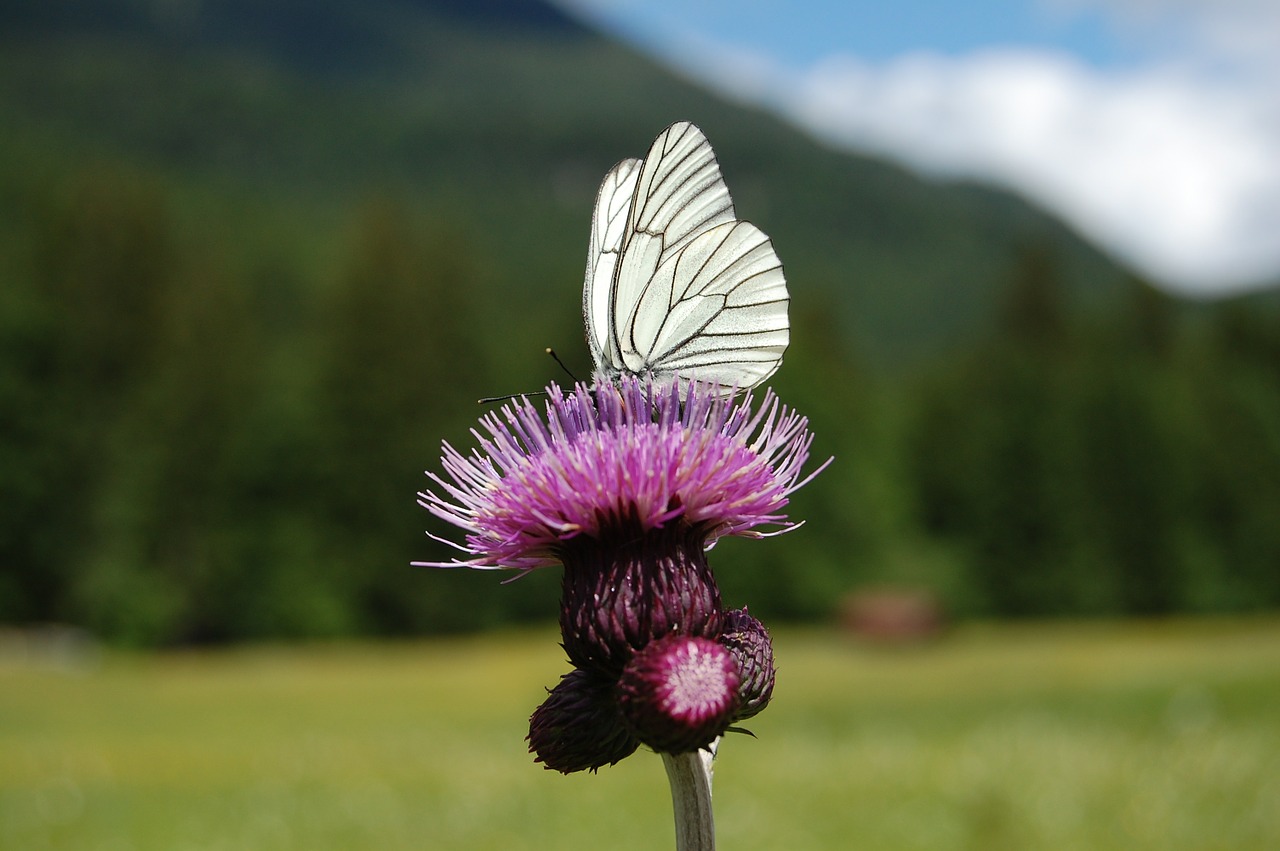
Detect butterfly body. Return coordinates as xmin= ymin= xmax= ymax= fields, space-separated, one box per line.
xmin=583 ymin=122 xmax=789 ymax=391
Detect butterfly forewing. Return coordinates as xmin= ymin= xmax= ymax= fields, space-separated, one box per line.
xmin=583 ymin=121 xmax=789 ymax=390
xmin=611 ymin=124 xmax=738 ymax=347
xmin=628 ymin=122 xmax=736 ymax=259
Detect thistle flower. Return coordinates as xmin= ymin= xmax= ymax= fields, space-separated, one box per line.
xmin=417 ymin=375 xmax=824 ymax=769
xmin=616 ymin=636 xmax=741 ymax=754
xmin=418 ymin=376 xmax=818 ymax=570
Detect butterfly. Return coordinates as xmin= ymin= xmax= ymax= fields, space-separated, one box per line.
xmin=583 ymin=121 xmax=789 ymax=392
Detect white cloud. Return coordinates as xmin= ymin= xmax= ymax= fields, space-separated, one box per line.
xmin=1049 ymin=0 xmax=1280 ymax=73
xmin=780 ymin=48 xmax=1280 ymax=293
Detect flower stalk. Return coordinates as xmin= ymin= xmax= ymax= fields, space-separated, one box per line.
xmin=663 ymin=745 xmax=718 ymax=851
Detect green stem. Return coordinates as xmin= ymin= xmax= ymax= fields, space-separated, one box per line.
xmin=661 ymin=740 xmax=717 ymax=851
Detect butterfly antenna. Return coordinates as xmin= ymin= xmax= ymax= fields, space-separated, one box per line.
xmin=545 ymin=348 xmax=579 ymax=383
xmin=477 ymin=348 xmax=579 ymax=404
xmin=478 ymin=389 xmax=548 ymax=405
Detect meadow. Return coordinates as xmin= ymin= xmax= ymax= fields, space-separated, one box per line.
xmin=3 ymin=617 xmax=1278 ymax=850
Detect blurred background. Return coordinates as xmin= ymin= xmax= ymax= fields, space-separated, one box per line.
xmin=3 ymin=0 xmax=1277 ymax=645
xmin=4 ymin=2 xmax=1279 ymax=849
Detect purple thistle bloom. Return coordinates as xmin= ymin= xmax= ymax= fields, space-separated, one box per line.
xmin=416 ymin=375 xmax=821 ymax=572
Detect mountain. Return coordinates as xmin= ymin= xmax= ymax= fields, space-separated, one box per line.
xmin=8 ymin=0 xmax=1280 ymax=642
xmin=1 ymin=0 xmax=1136 ymax=366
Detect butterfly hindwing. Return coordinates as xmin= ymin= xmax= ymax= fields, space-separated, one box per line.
xmin=630 ymin=221 xmax=788 ymax=387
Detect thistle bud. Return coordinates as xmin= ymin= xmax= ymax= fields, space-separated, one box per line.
xmin=528 ymin=668 xmax=639 ymax=774
xmin=616 ymin=636 xmax=740 ymax=754
xmin=721 ymin=607 xmax=776 ymax=721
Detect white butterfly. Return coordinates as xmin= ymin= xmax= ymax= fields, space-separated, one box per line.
xmin=583 ymin=121 xmax=789 ymax=391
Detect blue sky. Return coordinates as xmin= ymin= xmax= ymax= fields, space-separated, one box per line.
xmin=574 ymin=1 xmax=1132 ymax=68
xmin=556 ymin=0 xmax=1280 ymax=294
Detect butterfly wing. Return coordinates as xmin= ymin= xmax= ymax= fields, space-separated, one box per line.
xmin=626 ymin=220 xmax=788 ymax=388
xmin=583 ymin=121 xmax=789 ymax=388
xmin=583 ymin=157 xmax=641 ymax=371
xmin=625 ymin=121 xmax=737 ymax=267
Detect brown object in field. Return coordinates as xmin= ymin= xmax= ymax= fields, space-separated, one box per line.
xmin=839 ymin=587 xmax=946 ymax=642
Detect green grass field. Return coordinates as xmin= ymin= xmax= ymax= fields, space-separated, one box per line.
xmin=3 ymin=618 xmax=1279 ymax=850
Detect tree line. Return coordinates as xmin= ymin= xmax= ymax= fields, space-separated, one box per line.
xmin=2 ymin=172 xmax=1278 ymax=644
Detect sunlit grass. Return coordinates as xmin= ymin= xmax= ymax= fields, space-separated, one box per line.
xmin=3 ymin=619 xmax=1279 ymax=850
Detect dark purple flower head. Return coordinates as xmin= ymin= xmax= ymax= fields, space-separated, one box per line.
xmin=528 ymin=668 xmax=640 ymax=774
xmin=721 ymin=607 xmax=776 ymax=721
xmin=616 ymin=636 xmax=741 ymax=754
xmin=416 ymin=376 xmax=820 ymax=573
